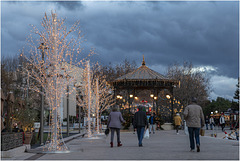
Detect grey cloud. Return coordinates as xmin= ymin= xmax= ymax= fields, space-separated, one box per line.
xmin=1 ymin=1 xmax=238 ymax=82
xmin=77 ymin=2 xmax=238 ymax=78
xmin=53 ymin=1 xmax=83 ymax=11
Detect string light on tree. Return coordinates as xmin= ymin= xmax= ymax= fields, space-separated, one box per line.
xmin=20 ymin=12 xmax=94 ymax=153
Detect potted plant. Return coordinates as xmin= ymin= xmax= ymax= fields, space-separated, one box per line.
xmin=14 ymin=103 xmax=37 ymax=144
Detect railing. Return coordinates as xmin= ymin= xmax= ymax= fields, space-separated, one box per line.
xmin=1 ymin=132 xmax=23 ymax=151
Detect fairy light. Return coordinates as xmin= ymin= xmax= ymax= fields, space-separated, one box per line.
xmin=19 ymin=12 xmax=94 ymax=152
xmin=76 ymin=63 xmax=115 ymax=135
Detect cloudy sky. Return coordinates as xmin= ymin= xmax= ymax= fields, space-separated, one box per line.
xmin=1 ymin=1 xmax=239 ymax=101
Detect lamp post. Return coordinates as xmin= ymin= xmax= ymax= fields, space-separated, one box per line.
xmin=129 ymin=94 xmax=133 ymax=113
xmin=166 ymin=94 xmax=172 ymax=122
xmin=120 ymin=96 xmax=123 ymax=113
xmin=67 ymin=84 xmax=69 ymax=137
xmin=116 ymin=95 xmax=123 ymax=112
xmin=134 ymin=96 xmax=138 ymax=112
xmin=154 ymin=96 xmax=157 ymax=114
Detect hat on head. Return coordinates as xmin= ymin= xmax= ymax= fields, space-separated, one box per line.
xmin=137 ymin=106 xmax=144 ymax=111
xmin=191 ymin=97 xmax=197 ymax=103
xmin=176 ymin=113 xmax=180 ymax=116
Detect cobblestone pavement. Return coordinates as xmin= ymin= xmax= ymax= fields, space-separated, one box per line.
xmin=36 ymin=129 xmax=239 ymax=160
xmin=2 ymin=128 xmax=239 ymax=160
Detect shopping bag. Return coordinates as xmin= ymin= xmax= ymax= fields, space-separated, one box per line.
xmin=200 ymin=128 xmax=205 ymax=136
xmin=144 ymin=129 xmax=149 ymax=139
xmin=105 ymin=128 xmax=109 ymax=136
xmin=184 ymin=121 xmax=189 ymax=135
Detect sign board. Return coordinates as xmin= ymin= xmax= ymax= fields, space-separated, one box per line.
xmin=34 ymin=122 xmax=40 ymax=129
xmin=34 ymin=122 xmax=40 ymax=132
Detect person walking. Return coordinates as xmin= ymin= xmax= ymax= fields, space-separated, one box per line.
xmin=107 ymin=106 xmax=125 ymax=148
xmin=133 ymin=106 xmax=148 ymax=147
xmin=174 ymin=113 xmax=182 ymax=134
xmin=209 ymin=116 xmax=215 ymax=130
xmin=149 ymin=113 xmax=156 ymax=134
xmin=205 ymin=116 xmax=209 ymax=130
xmin=184 ymin=97 xmax=205 ymax=152
xmin=220 ymin=114 xmax=225 ymax=132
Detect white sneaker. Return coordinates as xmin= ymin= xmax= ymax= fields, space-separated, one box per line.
xmin=177 ymin=133 xmax=179 ymax=135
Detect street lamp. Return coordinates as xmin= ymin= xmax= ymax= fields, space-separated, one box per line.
xmin=116 ymin=95 xmax=123 ymax=112
xmin=129 ymin=94 xmax=133 ymax=113
xmin=134 ymin=96 xmax=138 ymax=100
xmin=166 ymin=95 xmax=171 ymax=99
xmin=166 ymin=94 xmax=173 ymax=122
xmin=150 ymin=94 xmax=154 ymax=98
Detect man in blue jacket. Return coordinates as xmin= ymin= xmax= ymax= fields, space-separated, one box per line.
xmin=133 ymin=106 xmax=148 ymax=147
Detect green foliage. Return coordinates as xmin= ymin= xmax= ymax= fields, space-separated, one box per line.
xmin=122 ymin=112 xmax=131 ymax=129
xmin=203 ymin=97 xmax=232 ymax=116
xmin=31 ymin=132 xmax=48 ymax=145
xmin=156 ymin=114 xmax=165 ymax=125
xmin=234 ymin=81 xmax=239 ymax=103
xmin=231 ymin=101 xmax=239 ymax=111
xmin=14 ymin=106 xmax=38 ymax=132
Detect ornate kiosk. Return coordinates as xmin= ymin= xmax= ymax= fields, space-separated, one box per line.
xmin=111 ymin=56 xmax=179 ymax=125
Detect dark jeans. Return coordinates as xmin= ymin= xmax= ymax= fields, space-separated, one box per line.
xmin=206 ymin=123 xmax=208 ymax=130
xmin=176 ymin=125 xmax=180 ymax=133
xmin=210 ymin=123 xmax=213 ymax=130
xmin=221 ymin=123 xmax=225 ymax=131
xmin=188 ymin=127 xmax=200 ymax=150
xmin=137 ymin=126 xmax=145 ymax=145
xmin=110 ymin=128 xmax=120 ymax=143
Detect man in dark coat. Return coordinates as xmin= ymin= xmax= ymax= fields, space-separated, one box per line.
xmin=133 ymin=106 xmax=148 ymax=147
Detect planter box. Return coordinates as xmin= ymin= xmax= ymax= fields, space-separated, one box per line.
xmin=24 ymin=132 xmax=32 ymax=144
xmin=1 ymin=132 xmax=23 ymax=151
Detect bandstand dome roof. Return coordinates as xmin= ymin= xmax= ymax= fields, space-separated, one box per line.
xmin=115 ymin=55 xmax=169 ymax=81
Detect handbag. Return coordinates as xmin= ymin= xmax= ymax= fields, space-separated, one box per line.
xmin=105 ymin=128 xmax=109 ymax=136
xmin=200 ymin=128 xmax=205 ymax=136
xmin=144 ymin=129 xmax=149 ymax=139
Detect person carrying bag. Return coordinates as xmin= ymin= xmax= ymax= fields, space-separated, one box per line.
xmin=107 ymin=106 xmax=125 ymax=148
xmin=144 ymin=128 xmax=150 ymax=139
xmin=133 ymin=106 xmax=148 ymax=147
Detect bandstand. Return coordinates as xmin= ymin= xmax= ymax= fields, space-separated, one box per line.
xmin=111 ymin=56 xmax=179 ymax=123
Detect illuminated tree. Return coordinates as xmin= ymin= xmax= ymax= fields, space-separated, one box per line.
xmin=77 ymin=63 xmax=115 ymax=134
xmin=93 ymin=65 xmax=115 ymax=133
xmin=21 ymin=12 xmax=93 ymax=152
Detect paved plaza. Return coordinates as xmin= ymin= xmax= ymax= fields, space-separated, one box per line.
xmin=3 ymin=127 xmax=239 ymax=160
